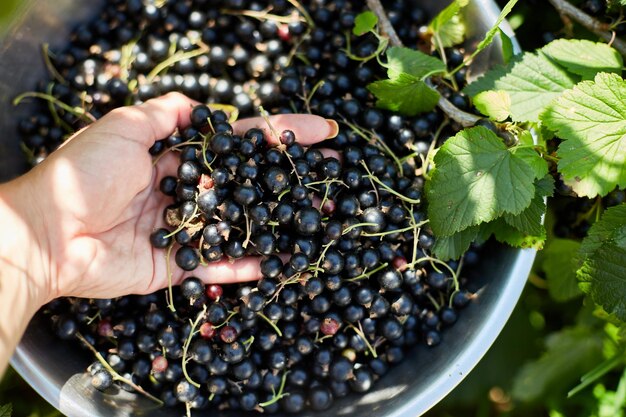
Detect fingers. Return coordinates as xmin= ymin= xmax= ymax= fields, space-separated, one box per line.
xmin=232 ymin=114 xmax=339 ymax=146
xmin=190 ymin=257 xmax=264 ymax=285
xmin=90 ymin=92 xmax=197 ymax=148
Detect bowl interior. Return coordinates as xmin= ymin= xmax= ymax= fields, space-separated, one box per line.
xmin=2 ymin=1 xmax=533 ymax=416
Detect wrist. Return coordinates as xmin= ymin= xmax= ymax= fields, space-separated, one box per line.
xmin=0 ymin=176 xmax=53 ymax=309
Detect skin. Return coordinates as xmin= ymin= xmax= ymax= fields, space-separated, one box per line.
xmin=0 ymin=92 xmax=338 ymax=375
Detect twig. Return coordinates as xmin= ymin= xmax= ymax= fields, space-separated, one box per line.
xmin=365 ymin=0 xmax=402 ymax=47
xmin=365 ymin=0 xmax=482 ymax=127
xmin=548 ymin=0 xmax=626 ymax=57
xmin=76 ymin=333 xmax=163 ymax=405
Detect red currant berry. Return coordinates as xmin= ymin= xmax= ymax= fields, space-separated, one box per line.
xmin=392 ymin=256 xmax=408 ymax=271
xmin=206 ymin=284 xmax=223 ymax=300
xmin=199 ymin=322 xmax=216 ymax=339
xmin=97 ymin=319 xmax=113 ymax=337
xmin=151 ymin=356 xmax=168 ymax=373
xmin=320 ymin=317 xmax=340 ymax=336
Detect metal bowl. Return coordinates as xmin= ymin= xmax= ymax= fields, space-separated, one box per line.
xmin=1 ymin=1 xmax=533 ymax=416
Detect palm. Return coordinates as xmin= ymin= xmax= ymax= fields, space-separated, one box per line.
xmin=31 ymin=93 xmax=337 ymax=301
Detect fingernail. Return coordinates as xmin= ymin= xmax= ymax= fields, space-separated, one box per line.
xmin=325 ymin=119 xmax=339 ymax=139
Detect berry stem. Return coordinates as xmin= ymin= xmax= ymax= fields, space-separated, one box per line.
xmin=341 ymin=118 xmax=404 ymax=176
xmin=75 ymin=333 xmax=164 ymax=405
xmin=42 ymin=44 xmax=68 ymax=86
xmin=346 ymin=262 xmax=389 ymax=282
xmin=286 ymin=0 xmax=314 ymax=27
xmin=406 ymin=256 xmax=460 ymax=293
xmin=164 ymin=204 xmax=200 ymax=239
xmin=363 ymin=171 xmax=421 ymax=204
xmin=213 ymin=310 xmax=239 ymax=329
xmin=181 ymin=305 xmax=208 ymax=389
xmin=13 ymin=91 xmax=96 ymax=123
xmin=347 ymin=322 xmax=377 ymax=358
xmin=147 ymin=43 xmax=210 ymax=82
xmin=342 ymin=222 xmax=378 ymax=236
xmin=45 ymin=83 xmax=73 ymax=134
xmin=361 ymin=221 xmax=429 ymax=238
xmin=312 ymin=240 xmax=335 ymax=277
xmin=221 ymin=7 xmax=307 ymax=24
xmin=257 ymin=312 xmax=283 ymax=337
xmin=258 ymin=370 xmax=290 ymax=407
xmin=165 ymin=243 xmax=177 ymax=313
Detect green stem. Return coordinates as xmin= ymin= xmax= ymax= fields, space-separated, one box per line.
xmin=364 ymin=173 xmax=421 ymax=204
xmin=347 ymin=323 xmax=377 ymax=358
xmin=76 ymin=333 xmax=163 ymax=405
xmin=257 ymin=312 xmax=283 ymax=337
xmin=42 ymin=44 xmax=68 ymax=85
xmin=165 ymin=243 xmax=176 ymax=313
xmin=346 ymin=262 xmax=389 ymax=282
xmin=259 ymin=371 xmax=290 ymax=407
xmin=181 ymin=306 xmax=208 ymax=389
xmin=147 ymin=45 xmax=209 ymax=82
xmin=13 ymin=92 xmax=96 ymax=123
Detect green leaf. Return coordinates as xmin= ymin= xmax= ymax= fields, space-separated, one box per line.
xmin=500 ymin=28 xmax=514 ymax=64
xmin=431 ymin=225 xmax=479 ymax=261
xmin=543 ymin=73 xmax=626 ymax=198
xmin=490 ymin=218 xmax=547 ymax=250
xmin=352 ymin=11 xmax=378 ymax=36
xmin=428 ymin=0 xmax=469 ymax=49
xmin=0 ymin=404 xmax=11 ymax=417
xmin=579 ymin=205 xmax=626 ymax=260
xmin=511 ymin=145 xmax=549 ymax=181
xmin=385 ymin=46 xmax=446 ymax=79
xmin=577 ymin=205 xmax=626 ymax=321
xmin=542 ymin=39 xmax=623 ymax=79
xmin=578 ymin=242 xmax=626 ymax=321
xmin=512 ymin=326 xmax=604 ymax=403
xmin=473 ymin=90 xmax=511 ymax=121
xmin=463 ymin=60 xmax=514 ymax=97
xmin=503 ymin=175 xmax=553 ymax=238
xmin=367 ymin=73 xmax=440 ymax=116
xmin=426 ymin=126 xmax=536 ymax=237
xmin=494 ymin=51 xmax=577 ymax=122
xmin=543 ymin=239 xmax=583 ymax=302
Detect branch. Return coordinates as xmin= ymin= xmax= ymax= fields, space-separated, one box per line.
xmin=548 ymin=0 xmax=626 ymax=57
xmin=365 ymin=0 xmax=481 ymax=127
xmin=365 ymin=0 xmax=403 ymax=47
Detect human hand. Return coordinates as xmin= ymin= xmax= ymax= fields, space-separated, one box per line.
xmin=7 ymin=92 xmax=338 ymax=302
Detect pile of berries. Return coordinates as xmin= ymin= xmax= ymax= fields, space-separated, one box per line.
xmin=22 ymin=0 xmax=485 ymax=414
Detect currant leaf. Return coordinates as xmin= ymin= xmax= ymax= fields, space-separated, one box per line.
xmin=367 ymin=73 xmax=440 ymax=116
xmin=579 ymin=204 xmax=626 ymax=260
xmin=431 ymin=225 xmax=479 ymax=261
xmin=473 ymin=90 xmax=511 ymax=121
xmin=426 ymin=126 xmax=536 ymax=237
xmin=543 ymin=73 xmax=626 ymax=198
xmin=503 ymin=175 xmax=553 ymax=238
xmin=495 ymin=51 xmax=578 ymax=122
xmin=578 ymin=243 xmax=626 ymax=322
xmin=428 ymin=0 xmax=469 ymax=49
xmin=542 ymin=239 xmax=583 ymax=302
xmin=542 ymin=39 xmax=623 ymax=79
xmin=353 ymin=11 xmax=378 ymax=36
xmin=577 ymin=205 xmax=626 ymax=321
xmin=384 ymin=46 xmax=446 ymax=79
